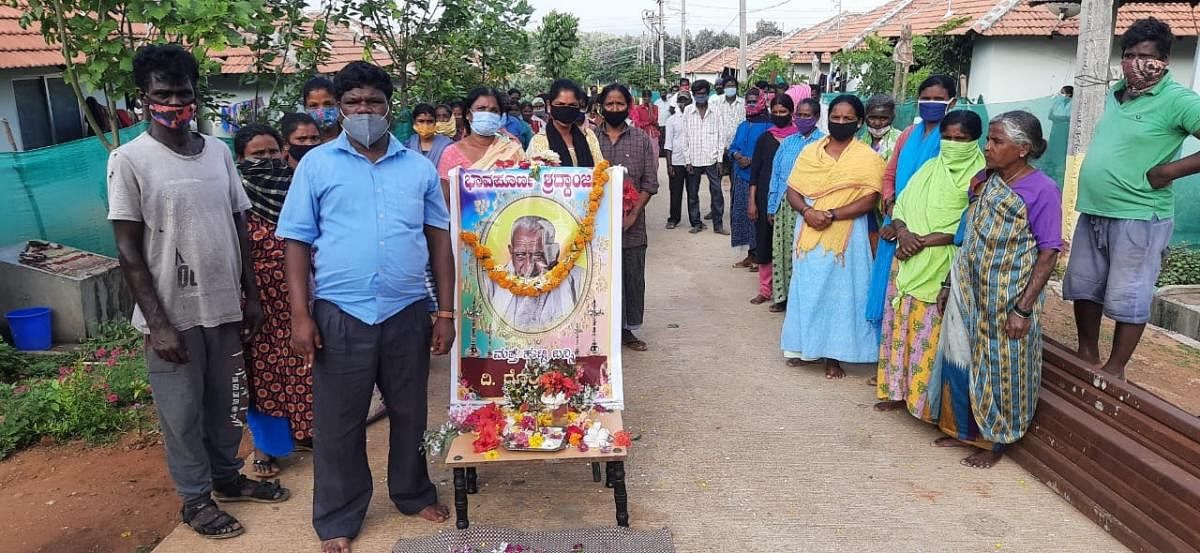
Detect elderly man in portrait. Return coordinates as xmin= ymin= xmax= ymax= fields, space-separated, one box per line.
xmin=487 ymin=215 xmax=586 ymax=332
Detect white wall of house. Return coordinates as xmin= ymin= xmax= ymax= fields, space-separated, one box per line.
xmin=0 ymin=67 xmax=120 ymax=153
xmin=968 ymin=35 xmax=1199 ymax=103
xmin=203 ymin=75 xmax=296 ymax=139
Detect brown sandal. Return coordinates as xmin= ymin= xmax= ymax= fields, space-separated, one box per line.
xmin=750 ymin=295 xmax=770 ymax=305
xmin=768 ymin=302 xmax=786 ymax=313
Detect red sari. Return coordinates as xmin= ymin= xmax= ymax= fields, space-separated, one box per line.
xmin=245 ymin=212 xmax=313 ymax=441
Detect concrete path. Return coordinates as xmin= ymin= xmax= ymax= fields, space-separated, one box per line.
xmin=155 ymin=162 xmax=1126 ymax=553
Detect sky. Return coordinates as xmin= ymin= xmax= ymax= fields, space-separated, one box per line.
xmin=525 ymin=0 xmax=893 ymax=37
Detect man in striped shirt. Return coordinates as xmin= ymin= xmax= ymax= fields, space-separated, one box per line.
xmin=677 ymin=79 xmax=727 ymax=235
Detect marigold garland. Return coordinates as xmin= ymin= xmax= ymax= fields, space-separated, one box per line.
xmin=461 ymin=161 xmax=611 ymax=297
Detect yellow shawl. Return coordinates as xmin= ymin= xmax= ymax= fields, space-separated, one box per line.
xmin=787 ymin=137 xmax=884 ymax=257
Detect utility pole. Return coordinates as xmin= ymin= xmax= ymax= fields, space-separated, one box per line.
xmin=680 ymin=0 xmax=686 ymax=81
xmin=1063 ymin=0 xmax=1117 ymax=241
xmin=658 ymin=0 xmax=666 ymax=82
xmin=738 ymin=0 xmax=747 ymax=83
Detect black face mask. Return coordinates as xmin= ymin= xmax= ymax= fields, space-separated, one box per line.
xmin=288 ymin=143 xmax=318 ymax=162
xmin=828 ymin=121 xmax=860 ymax=141
xmin=551 ymin=105 xmax=582 ymax=124
xmin=603 ymin=109 xmax=629 ymax=127
xmin=771 ymin=114 xmax=792 ymax=128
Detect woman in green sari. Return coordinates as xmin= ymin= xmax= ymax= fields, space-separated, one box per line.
xmin=875 ymin=110 xmax=985 ymax=419
xmin=933 ymin=111 xmax=1063 ymax=469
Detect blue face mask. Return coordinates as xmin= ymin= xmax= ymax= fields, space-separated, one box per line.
xmin=307 ymin=106 xmax=339 ymax=129
xmin=470 ymin=111 xmax=502 ymax=137
xmin=918 ymin=100 xmax=951 ymax=123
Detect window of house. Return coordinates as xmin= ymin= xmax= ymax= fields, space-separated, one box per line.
xmin=14 ymin=76 xmax=84 ymax=150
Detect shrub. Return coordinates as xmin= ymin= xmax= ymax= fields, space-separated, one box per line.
xmin=1157 ymin=244 xmax=1200 ymax=287
xmin=0 ymin=332 xmax=151 ymax=459
xmin=0 ymin=339 xmax=26 ymax=382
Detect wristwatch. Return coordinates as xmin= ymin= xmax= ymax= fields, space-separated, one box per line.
xmin=435 ymin=310 xmax=455 ymax=320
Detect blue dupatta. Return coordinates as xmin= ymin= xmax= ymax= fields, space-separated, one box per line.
xmin=866 ymin=122 xmax=942 ymax=325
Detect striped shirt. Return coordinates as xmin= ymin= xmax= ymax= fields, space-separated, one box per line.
xmin=678 ymin=105 xmax=723 ymax=167
xmin=713 ymin=96 xmax=745 ymax=150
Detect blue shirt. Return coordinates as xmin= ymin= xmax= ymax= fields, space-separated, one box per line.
xmin=503 ymin=115 xmax=533 ymax=149
xmin=727 ymin=119 xmax=771 ymax=183
xmin=276 ymin=132 xmax=451 ymax=325
xmin=768 ymin=130 xmax=826 ymax=214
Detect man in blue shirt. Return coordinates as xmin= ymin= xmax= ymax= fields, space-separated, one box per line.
xmin=276 ymin=61 xmax=454 ymax=553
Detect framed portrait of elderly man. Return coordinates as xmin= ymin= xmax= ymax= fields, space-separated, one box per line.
xmin=449 ymin=166 xmax=625 ymax=410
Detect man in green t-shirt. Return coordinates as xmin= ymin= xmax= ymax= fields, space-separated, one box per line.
xmin=1064 ymin=18 xmax=1200 ymax=379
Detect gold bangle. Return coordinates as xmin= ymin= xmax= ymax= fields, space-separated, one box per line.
xmin=435 ymin=310 xmax=455 ymax=319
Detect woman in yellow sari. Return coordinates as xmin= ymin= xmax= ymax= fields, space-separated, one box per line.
xmin=437 ymin=87 xmax=528 ymax=198
xmin=875 ymin=110 xmax=984 ymax=418
xmin=780 ymin=95 xmax=883 ymax=379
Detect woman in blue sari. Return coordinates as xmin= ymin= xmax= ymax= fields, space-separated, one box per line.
xmin=866 ymin=76 xmax=959 ymax=332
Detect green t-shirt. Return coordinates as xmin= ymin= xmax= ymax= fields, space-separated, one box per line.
xmin=1077 ymin=73 xmax=1200 ymax=220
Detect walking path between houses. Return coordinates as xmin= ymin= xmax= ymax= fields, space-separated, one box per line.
xmin=154 ymin=162 xmax=1125 ymax=553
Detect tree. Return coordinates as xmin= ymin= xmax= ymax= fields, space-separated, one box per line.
xmin=15 ymin=0 xmax=273 ymax=150
xmin=692 ymin=29 xmax=738 ymax=56
xmin=832 ymin=34 xmax=895 ymax=97
xmin=748 ymin=19 xmax=783 ymax=43
xmin=535 ymin=10 xmax=580 ymax=81
xmin=831 ymin=17 xmax=974 ymax=99
xmin=348 ymin=0 xmax=531 ymax=104
xmin=241 ymin=0 xmax=346 ymax=124
xmin=748 ymin=53 xmax=792 ymax=88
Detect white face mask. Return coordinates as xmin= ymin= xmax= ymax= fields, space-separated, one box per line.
xmin=867 ymin=125 xmax=892 ymax=138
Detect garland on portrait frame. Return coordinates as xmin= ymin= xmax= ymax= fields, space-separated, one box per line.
xmin=459 ymin=161 xmax=611 ymax=297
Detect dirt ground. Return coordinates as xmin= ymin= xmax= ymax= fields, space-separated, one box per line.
xmin=0 ymin=433 xmax=177 ymax=553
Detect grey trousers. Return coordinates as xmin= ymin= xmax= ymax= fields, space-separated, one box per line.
xmin=311 ymin=299 xmax=437 ymax=540
xmin=146 ymin=323 xmax=248 ymax=504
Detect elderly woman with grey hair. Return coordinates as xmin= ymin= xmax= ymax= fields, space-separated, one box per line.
xmin=858 ymin=94 xmax=904 ymax=162
xmin=930 ymin=110 xmax=1063 ymax=469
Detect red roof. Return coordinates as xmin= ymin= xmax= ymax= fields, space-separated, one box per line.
xmin=213 ymin=19 xmax=392 ymax=74
xmin=0 ymin=7 xmax=390 ymax=73
xmin=776 ymin=0 xmax=1200 ymax=63
xmin=0 ymin=6 xmax=62 ymax=70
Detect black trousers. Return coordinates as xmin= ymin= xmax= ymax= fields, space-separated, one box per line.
xmin=667 ymin=164 xmax=687 ymax=225
xmin=686 ymin=164 xmax=722 ymax=229
xmin=622 ymin=245 xmax=647 ymax=330
xmin=311 ymin=299 xmax=436 ymax=540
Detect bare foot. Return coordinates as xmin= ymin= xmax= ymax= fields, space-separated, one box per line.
xmin=932 ymin=437 xmax=970 ymax=449
xmin=414 ymin=503 xmax=450 ymax=523
xmin=825 ymin=362 xmax=846 ymax=380
xmin=1100 ymin=363 xmax=1127 ymax=380
xmin=961 ymin=449 xmax=1003 ymax=469
xmin=321 ymin=537 xmax=351 ymax=553
xmin=786 ymin=358 xmax=819 ymax=367
xmin=1076 ymin=348 xmax=1101 ymax=367
xmin=749 ymin=294 xmax=770 ymax=305
xmin=873 ymin=400 xmax=905 ymax=412
xmin=867 ymin=375 xmax=877 ymax=387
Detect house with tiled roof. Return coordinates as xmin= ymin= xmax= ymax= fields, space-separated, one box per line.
xmin=670 ymin=36 xmax=791 ymax=85
xmin=0 ymin=7 xmax=390 ymax=151
xmin=783 ymin=0 xmax=1200 ymax=102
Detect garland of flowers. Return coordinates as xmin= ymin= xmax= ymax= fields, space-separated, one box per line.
xmin=460 ymin=161 xmax=611 ymax=297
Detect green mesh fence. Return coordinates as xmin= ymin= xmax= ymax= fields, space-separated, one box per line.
xmin=0 ymin=123 xmax=149 ymax=257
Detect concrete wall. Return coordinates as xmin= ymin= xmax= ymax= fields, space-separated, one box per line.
xmin=0 ymin=244 xmax=132 ymax=344
xmin=968 ymin=35 xmax=1199 ymax=103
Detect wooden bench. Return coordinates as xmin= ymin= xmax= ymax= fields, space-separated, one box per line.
xmin=443 ymin=411 xmax=630 ymax=529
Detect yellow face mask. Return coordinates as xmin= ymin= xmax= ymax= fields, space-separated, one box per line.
xmin=435 ymin=120 xmax=456 ymax=137
xmin=413 ymin=122 xmax=436 ymax=139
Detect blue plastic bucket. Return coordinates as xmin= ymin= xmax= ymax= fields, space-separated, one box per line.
xmin=5 ymin=307 xmax=52 ymax=351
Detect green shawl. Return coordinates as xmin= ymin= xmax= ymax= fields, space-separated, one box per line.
xmin=892 ymin=140 xmax=984 ymax=303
